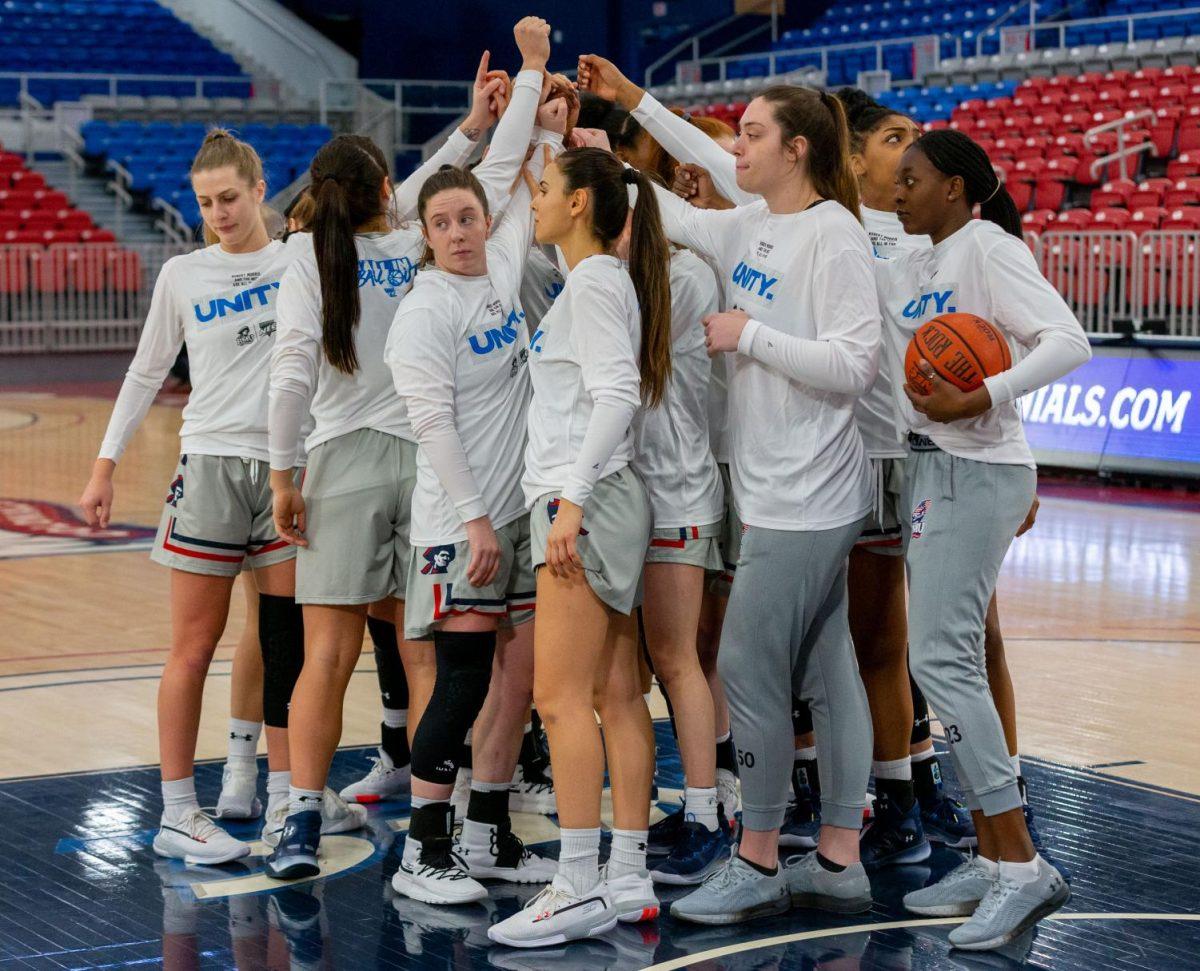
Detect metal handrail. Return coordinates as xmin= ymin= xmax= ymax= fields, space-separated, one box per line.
xmin=152 ymin=199 xmax=192 ymax=246
xmin=681 ymin=3 xmax=1200 ymax=85
xmin=1001 ymin=4 xmax=1200 ymax=51
xmin=0 ymin=71 xmax=251 ymax=99
xmin=643 ymin=0 xmax=782 ymax=88
xmin=1086 ymin=109 xmax=1156 ymax=181
xmin=684 ymin=31 xmax=950 ymax=83
xmin=59 ymin=127 xmax=85 ymax=200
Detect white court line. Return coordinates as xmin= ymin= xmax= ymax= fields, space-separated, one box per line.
xmin=642 ymin=913 xmax=1200 ymax=970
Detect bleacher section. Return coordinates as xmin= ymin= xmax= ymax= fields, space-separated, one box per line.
xmin=80 ymin=122 xmax=332 ymax=228
xmin=0 ymin=0 xmax=249 ymax=107
xmin=0 ymin=149 xmax=111 ymax=245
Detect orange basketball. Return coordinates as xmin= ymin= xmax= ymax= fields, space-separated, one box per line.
xmin=904 ymin=313 xmax=1012 ymax=395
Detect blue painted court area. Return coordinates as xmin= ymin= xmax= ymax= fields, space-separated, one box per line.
xmin=2 ymin=722 xmax=1198 ymax=970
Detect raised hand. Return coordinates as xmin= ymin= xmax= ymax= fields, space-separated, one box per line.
xmin=673 ymin=163 xmax=734 ymax=210
xmin=464 ymin=51 xmax=505 ymax=138
xmin=537 ymin=96 xmax=569 ymax=135
xmin=577 ymin=53 xmax=640 ymax=109
xmin=569 ymin=126 xmax=612 ymax=152
xmin=514 ymin=16 xmax=551 ymax=72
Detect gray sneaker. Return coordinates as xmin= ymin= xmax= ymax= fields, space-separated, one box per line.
xmin=948 ymin=857 xmax=1070 ymax=951
xmin=783 ymin=852 xmax=872 ymax=914
xmin=669 ymin=853 xmax=790 ymax=925
xmin=903 ymin=856 xmax=995 ymax=916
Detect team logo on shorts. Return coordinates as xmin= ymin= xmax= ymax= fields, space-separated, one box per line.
xmin=421 ymin=545 xmax=456 ymax=574
xmin=546 ymin=498 xmax=588 ymax=534
xmin=911 ymin=498 xmax=932 ymax=539
xmin=235 ymin=325 xmax=255 ymax=346
xmin=166 ymin=475 xmax=184 ymax=507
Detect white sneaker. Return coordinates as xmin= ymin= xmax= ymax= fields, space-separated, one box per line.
xmin=213 ymin=761 xmax=262 ymax=820
xmin=717 ymin=768 xmax=741 ymax=818
xmin=601 ymin=865 xmax=660 ymax=923
xmin=391 ymin=837 xmax=488 ymax=906
xmin=260 ymin=788 xmax=367 ymax=848
xmin=456 ymin=820 xmax=556 ymax=884
xmin=153 ymin=808 xmax=251 ymax=865
xmin=339 ymin=749 xmax=412 ymax=804
xmin=487 ymin=875 xmax=617 ymax=948
xmin=451 ymin=769 xmax=472 ymax=818
xmin=509 ymin=764 xmax=556 ymax=815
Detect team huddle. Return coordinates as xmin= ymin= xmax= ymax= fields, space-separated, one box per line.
xmin=78 ymin=15 xmax=1092 ymax=955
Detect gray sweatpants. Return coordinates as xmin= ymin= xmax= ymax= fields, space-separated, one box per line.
xmin=904 ymin=443 xmax=1035 ymax=817
xmin=717 ymin=519 xmax=873 ymax=832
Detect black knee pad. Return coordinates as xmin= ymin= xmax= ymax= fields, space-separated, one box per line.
xmin=259 ymin=593 xmax=304 ymax=728
xmin=367 ymin=615 xmax=409 ymax=710
xmin=792 ymin=695 xmax=813 ymax=737
xmin=409 ymin=630 xmax=496 ymax=784
xmin=909 ymin=672 xmax=932 ymax=745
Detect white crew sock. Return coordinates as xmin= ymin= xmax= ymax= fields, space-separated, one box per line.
xmin=684 ymin=786 xmax=719 ymax=832
xmin=872 ymin=757 xmax=912 ymax=781
xmin=975 ymin=854 xmax=1000 ymax=878
xmin=288 ymin=786 xmax=323 ymax=817
xmin=226 ymin=718 xmax=261 ymax=766
xmin=1000 ymin=855 xmax=1041 ymax=885
xmin=557 ymin=827 xmax=601 ymax=895
xmin=911 ymin=746 xmax=937 ymax=763
xmin=795 ymin=746 xmax=817 ymax=761
xmin=607 ymin=828 xmax=648 ymax=878
xmin=266 ymin=771 xmax=291 ymax=812
xmin=382 ymin=706 xmax=407 ymax=729
xmin=161 ymin=776 xmax=199 ymax=822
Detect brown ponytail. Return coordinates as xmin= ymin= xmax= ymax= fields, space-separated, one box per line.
xmin=190 ymin=127 xmax=266 ymax=244
xmin=308 ymin=134 xmax=389 ymax=375
xmin=555 ymin=148 xmax=672 ymax=407
xmin=758 ymin=86 xmax=862 ymax=220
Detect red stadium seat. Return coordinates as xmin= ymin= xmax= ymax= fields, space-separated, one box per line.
xmin=1167 ymin=153 xmax=1200 ymax=179
xmin=33 ymin=189 xmax=69 ymax=211
xmin=1165 ymin=206 xmax=1200 ymax=229
xmin=9 ymin=170 xmax=45 ymax=192
xmin=1091 ymin=208 xmax=1131 ymax=229
xmin=1056 ymin=209 xmax=1094 ymax=228
xmin=80 ymin=228 xmax=116 ymax=243
xmin=21 ymin=210 xmax=58 ymax=231
xmin=1130 ymin=206 xmax=1167 ymax=235
xmin=1008 ymin=180 xmax=1034 ymax=211
xmin=58 ymin=210 xmax=93 ymax=231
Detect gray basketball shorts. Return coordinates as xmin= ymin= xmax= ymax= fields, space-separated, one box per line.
xmin=529 ymin=466 xmax=652 ymax=615
xmin=294 ymin=428 xmax=418 ymax=606
xmin=151 ymin=454 xmax=296 ymax=578
xmin=645 ymin=521 xmax=723 ymax=569
xmin=403 ymin=515 xmax=537 ymax=640
xmin=855 ymin=456 xmax=906 ymax=557
xmin=708 ymin=462 xmax=744 ymax=596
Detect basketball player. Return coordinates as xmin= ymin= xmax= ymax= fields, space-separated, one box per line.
xmin=877 ymin=129 xmax=1090 ymax=950
xmin=486 ymin=146 xmax=673 ymax=948
xmin=78 ymin=130 xmax=304 ymax=864
xmin=383 ymin=38 xmax=564 ymax=905
xmin=579 ymin=57 xmax=879 ymax=925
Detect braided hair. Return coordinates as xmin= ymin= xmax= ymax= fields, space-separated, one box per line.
xmin=912 ymin=130 xmax=1023 ymax=239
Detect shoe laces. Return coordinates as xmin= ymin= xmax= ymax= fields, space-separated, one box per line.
xmin=972 ymin=875 xmax=1021 ymax=921
xmin=179 ymin=808 xmax=225 ymax=841
xmin=416 ymin=843 xmax=472 ymax=881
xmin=524 ymin=881 xmax=575 ymax=921
xmin=489 ymin=822 xmax=531 ymax=863
xmin=698 ymin=856 xmax=744 ymax=892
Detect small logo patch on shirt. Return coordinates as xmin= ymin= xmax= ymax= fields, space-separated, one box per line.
xmin=911 ymin=498 xmax=932 ymax=539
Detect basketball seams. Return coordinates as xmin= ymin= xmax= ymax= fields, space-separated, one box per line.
xmin=930 ymin=316 xmax=989 ymax=387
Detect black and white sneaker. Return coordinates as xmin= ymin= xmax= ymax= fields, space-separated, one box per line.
xmin=391 ymin=836 xmax=488 ymax=906
xmin=457 ymin=819 xmax=556 ymax=884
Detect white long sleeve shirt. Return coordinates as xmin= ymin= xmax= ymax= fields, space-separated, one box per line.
xmin=856 ymin=206 xmax=932 ymax=460
xmin=876 ymin=218 xmax=1092 ymax=467
xmin=99 ymin=240 xmax=299 ymax=463
xmin=630 ymin=91 xmax=754 ymax=207
xmin=385 ymin=133 xmax=559 ymax=546
xmin=635 ymin=249 xmax=724 ymax=529
xmin=519 ymin=245 xmax=565 ymax=332
xmin=268 ymin=229 xmax=424 ymax=469
xmin=523 ymin=254 xmax=643 ymax=509
xmin=651 ymin=184 xmax=880 ymax=531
